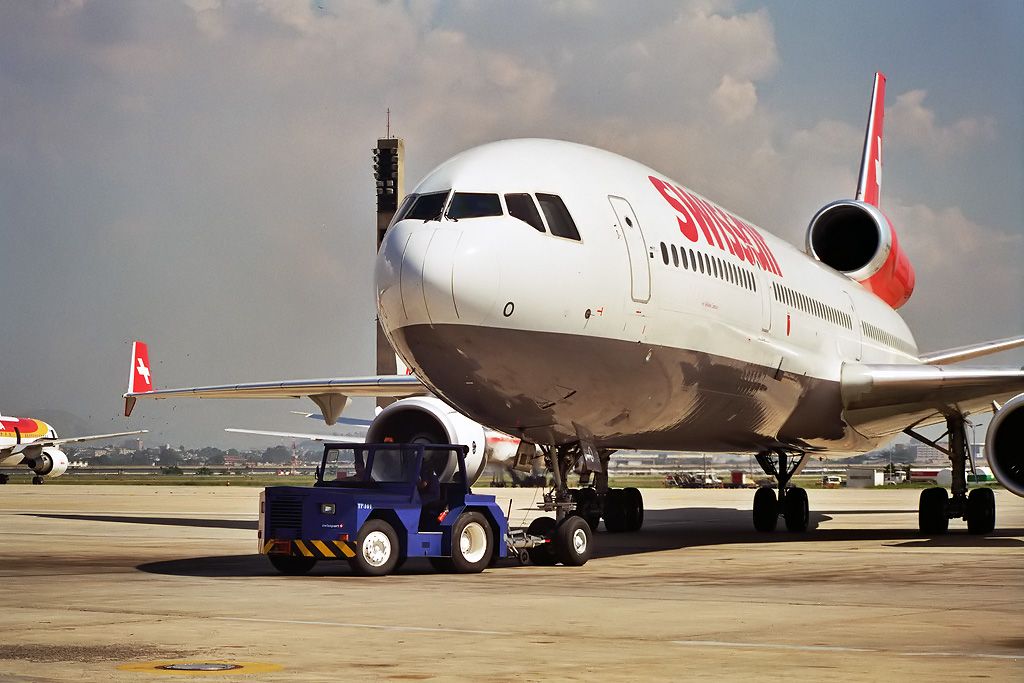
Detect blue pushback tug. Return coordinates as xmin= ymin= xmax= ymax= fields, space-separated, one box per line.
xmin=259 ymin=442 xmax=510 ymax=575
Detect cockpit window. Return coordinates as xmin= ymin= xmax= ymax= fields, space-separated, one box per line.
xmin=447 ymin=192 xmax=503 ymax=219
xmin=536 ymin=194 xmax=580 ymax=241
xmin=390 ymin=194 xmax=417 ymax=227
xmin=406 ymin=191 xmax=450 ymax=220
xmin=504 ymin=193 xmax=545 ymax=232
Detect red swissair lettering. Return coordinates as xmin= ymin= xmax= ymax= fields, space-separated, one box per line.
xmin=648 ymin=175 xmax=782 ymax=276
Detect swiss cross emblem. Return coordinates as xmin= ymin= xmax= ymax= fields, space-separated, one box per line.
xmin=136 ymin=357 xmax=151 ymax=386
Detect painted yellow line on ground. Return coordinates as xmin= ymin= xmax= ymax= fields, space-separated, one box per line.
xmin=214 ymin=615 xmax=506 ymax=636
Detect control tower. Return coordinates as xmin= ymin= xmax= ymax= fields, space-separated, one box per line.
xmin=372 ymin=137 xmax=405 ymax=406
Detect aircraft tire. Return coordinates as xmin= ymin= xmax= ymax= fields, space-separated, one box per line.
xmin=783 ymin=487 xmax=809 ymax=532
xmin=32 ymin=475 xmax=44 ymax=485
xmin=571 ymin=488 xmax=602 ymax=532
xmin=268 ymin=554 xmax=317 ymax=576
xmin=966 ymin=487 xmax=996 ymax=535
xmin=553 ymin=516 xmax=592 ymax=566
xmin=602 ymin=490 xmax=628 ymax=533
xmin=918 ymin=487 xmax=949 ymax=535
xmin=527 ymin=516 xmax=558 ymax=565
xmin=623 ymin=487 xmax=644 ymax=531
xmin=752 ymin=486 xmax=778 ymax=532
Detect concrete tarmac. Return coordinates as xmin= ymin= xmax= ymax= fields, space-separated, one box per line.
xmin=0 ymin=486 xmax=1021 ymax=681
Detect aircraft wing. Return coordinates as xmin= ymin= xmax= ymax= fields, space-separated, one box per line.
xmin=125 ymin=375 xmax=427 ymax=425
xmin=917 ymin=335 xmax=1024 ymax=365
xmin=225 ymin=428 xmax=349 ymax=442
xmin=1 ymin=430 xmax=148 ymax=456
xmin=841 ymin=363 xmax=1024 ymax=438
xmin=124 ymin=340 xmax=428 ymax=425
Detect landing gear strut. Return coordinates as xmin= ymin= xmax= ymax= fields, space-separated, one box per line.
xmin=911 ymin=413 xmax=995 ymax=535
xmin=752 ymin=449 xmax=809 ymax=532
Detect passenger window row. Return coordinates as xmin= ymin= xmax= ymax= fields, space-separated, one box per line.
xmin=393 ymin=190 xmax=581 ymax=241
xmin=658 ymin=241 xmax=757 ymax=292
xmin=772 ymin=282 xmax=852 ymax=330
xmin=862 ymin=322 xmax=914 ymax=355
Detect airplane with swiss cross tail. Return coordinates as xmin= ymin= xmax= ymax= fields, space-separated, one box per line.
xmin=125 ymin=73 xmax=1023 ymax=538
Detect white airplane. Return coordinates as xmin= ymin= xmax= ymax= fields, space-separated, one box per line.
xmin=0 ymin=414 xmax=146 ymax=484
xmin=125 ymin=73 xmax=1023 ymax=536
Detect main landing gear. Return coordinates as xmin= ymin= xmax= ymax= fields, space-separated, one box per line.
xmin=912 ymin=413 xmax=995 ymax=535
xmin=752 ymin=449 xmax=809 ymax=532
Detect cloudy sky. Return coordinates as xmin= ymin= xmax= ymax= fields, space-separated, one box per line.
xmin=1 ymin=0 xmax=1021 ymax=447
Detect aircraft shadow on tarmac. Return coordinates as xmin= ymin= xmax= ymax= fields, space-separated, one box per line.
xmin=122 ymin=506 xmax=1024 ymax=579
xmin=27 ymin=513 xmax=256 ymax=530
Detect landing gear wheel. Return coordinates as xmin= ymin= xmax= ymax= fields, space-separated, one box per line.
xmin=553 ymin=516 xmax=592 ymax=566
xmin=571 ymin=488 xmax=602 ymax=532
xmin=32 ymin=475 xmax=44 ymax=485
xmin=449 ymin=511 xmax=492 ymax=573
xmin=783 ymin=487 xmax=809 ymax=532
xmin=351 ymin=519 xmax=400 ymax=576
xmin=526 ymin=516 xmax=557 ymax=565
xmin=268 ymin=554 xmax=317 ymax=575
xmin=602 ymin=490 xmax=628 ymax=533
xmin=918 ymin=487 xmax=949 ymax=535
xmin=0 ymin=473 xmax=9 ymax=484
xmin=623 ymin=487 xmax=644 ymax=531
xmin=966 ymin=488 xmax=996 ymax=535
xmin=752 ymin=487 xmax=778 ymax=532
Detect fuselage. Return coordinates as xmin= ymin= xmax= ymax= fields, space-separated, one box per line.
xmin=0 ymin=416 xmax=56 ymax=465
xmin=375 ymin=139 xmax=919 ymax=455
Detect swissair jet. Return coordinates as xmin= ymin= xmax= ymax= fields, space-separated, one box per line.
xmin=0 ymin=415 xmax=145 ymax=484
xmin=125 ymin=73 xmax=1024 ymax=537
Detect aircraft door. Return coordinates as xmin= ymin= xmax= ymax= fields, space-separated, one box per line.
xmin=607 ymin=196 xmax=651 ymax=303
xmin=756 ymin=271 xmax=772 ymax=333
xmin=839 ymin=290 xmax=863 ymax=361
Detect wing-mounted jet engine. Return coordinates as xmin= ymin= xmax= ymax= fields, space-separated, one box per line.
xmin=986 ymin=394 xmax=1024 ymax=497
xmin=805 ymin=71 xmax=916 ymax=309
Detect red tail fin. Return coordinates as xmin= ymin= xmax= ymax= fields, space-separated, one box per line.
xmin=855 ymin=72 xmax=886 ymax=206
xmin=127 ymin=341 xmax=153 ymax=395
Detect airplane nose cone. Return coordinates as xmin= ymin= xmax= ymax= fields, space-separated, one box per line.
xmin=376 ymin=220 xmax=501 ymax=338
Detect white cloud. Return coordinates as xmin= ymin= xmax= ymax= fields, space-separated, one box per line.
xmin=888 ymin=89 xmax=996 ymax=156
xmin=711 ymin=74 xmax=757 ymax=123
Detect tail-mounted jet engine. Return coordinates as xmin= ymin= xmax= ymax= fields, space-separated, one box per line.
xmin=365 ymin=396 xmax=518 ymax=485
xmin=806 ymin=200 xmax=915 ymax=308
xmin=24 ymin=447 xmax=69 ymax=478
xmin=986 ymin=393 xmax=1024 ymax=497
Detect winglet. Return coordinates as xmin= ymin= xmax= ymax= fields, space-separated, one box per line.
xmin=125 ymin=341 xmax=154 ymax=416
xmin=855 ymin=72 xmax=886 ymax=206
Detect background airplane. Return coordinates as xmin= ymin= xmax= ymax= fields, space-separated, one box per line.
xmin=0 ymin=415 xmax=145 ymax=484
xmin=124 ymin=73 xmax=1023 ymax=536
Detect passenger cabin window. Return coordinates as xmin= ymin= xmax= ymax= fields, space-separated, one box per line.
xmin=506 ymin=193 xmax=545 ymax=232
xmin=660 ymin=242 xmax=669 ymax=265
xmin=407 ymin=191 xmax=450 ymax=220
xmin=536 ymin=193 xmax=581 ymax=241
xmin=448 ymin=192 xmax=502 ymax=219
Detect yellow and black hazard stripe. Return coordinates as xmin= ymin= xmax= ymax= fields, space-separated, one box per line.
xmin=262 ymin=538 xmax=355 ymax=559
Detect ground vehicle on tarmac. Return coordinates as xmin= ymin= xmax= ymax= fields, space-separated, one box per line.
xmin=259 ymin=442 xmax=592 ymax=576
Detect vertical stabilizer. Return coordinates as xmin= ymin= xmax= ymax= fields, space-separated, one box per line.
xmin=855 ymin=72 xmax=886 ymax=206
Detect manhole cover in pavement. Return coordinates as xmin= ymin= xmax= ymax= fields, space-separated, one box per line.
xmin=159 ymin=664 xmax=242 ymax=671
